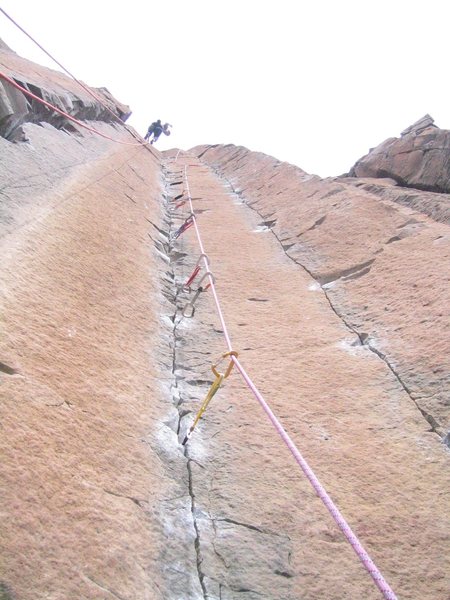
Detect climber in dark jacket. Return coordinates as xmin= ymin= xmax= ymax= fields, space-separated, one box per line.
xmin=151 ymin=120 xmax=164 ymax=144
xmin=144 ymin=119 xmax=163 ymax=143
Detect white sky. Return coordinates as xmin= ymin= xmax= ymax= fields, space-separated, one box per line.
xmin=1 ymin=0 xmax=449 ymax=176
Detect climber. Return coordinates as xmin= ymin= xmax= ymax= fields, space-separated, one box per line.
xmin=144 ymin=119 xmax=163 ymax=143
xmin=151 ymin=120 xmax=165 ymax=144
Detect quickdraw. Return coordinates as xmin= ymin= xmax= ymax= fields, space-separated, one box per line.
xmin=183 ymin=253 xmax=210 ymax=290
xmin=182 ymin=271 xmax=215 ymax=318
xmin=182 ymin=351 xmax=238 ymax=445
xmin=173 ymin=215 xmax=194 ymax=239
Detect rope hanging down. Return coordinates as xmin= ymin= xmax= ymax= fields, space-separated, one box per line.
xmin=0 ymin=72 xmax=148 ymax=147
xmin=0 ymin=7 xmax=127 ymax=125
xmin=172 ymin=157 xmax=398 ymax=600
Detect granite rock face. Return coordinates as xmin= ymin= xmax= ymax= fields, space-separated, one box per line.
xmin=0 ymin=72 xmax=28 ymax=139
xmin=0 ymin=46 xmax=204 ymax=600
xmin=1 ymin=42 xmax=450 ymax=600
xmin=163 ymin=147 xmax=449 ymax=599
xmin=0 ymin=124 xmax=208 ymax=599
xmin=193 ymin=144 xmax=450 ymax=442
xmin=349 ymin=114 xmax=450 ymax=193
xmin=2 ymin=129 xmax=450 ymax=598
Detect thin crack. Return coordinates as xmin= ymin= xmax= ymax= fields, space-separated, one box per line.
xmin=161 ymin=162 xmax=208 ymax=598
xmin=215 ymin=517 xmax=289 ymax=539
xmin=187 ymin=454 xmax=208 ymax=599
xmin=212 ymin=518 xmax=230 ymax=570
xmin=208 ymin=167 xmax=443 ymax=440
xmin=366 ymin=342 xmax=443 ymax=436
xmin=83 ymin=574 xmax=127 ymax=600
xmin=103 ymin=488 xmax=145 ymax=508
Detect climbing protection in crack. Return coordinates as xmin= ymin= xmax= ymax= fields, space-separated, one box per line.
xmin=159 ymin=152 xmax=399 ymax=600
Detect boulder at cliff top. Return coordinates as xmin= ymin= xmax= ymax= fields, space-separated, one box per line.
xmin=349 ymin=114 xmax=450 ymax=193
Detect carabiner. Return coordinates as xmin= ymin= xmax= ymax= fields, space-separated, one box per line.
xmin=211 ymin=350 xmax=239 ymax=379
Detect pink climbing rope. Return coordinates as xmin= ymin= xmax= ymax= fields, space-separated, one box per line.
xmin=180 ymin=160 xmax=398 ymax=600
xmin=0 ymin=7 xmax=127 ymax=125
xmin=0 ymin=72 xmax=148 ymax=147
xmin=232 ymin=355 xmax=397 ymax=600
xmin=183 ymin=165 xmax=234 ymax=351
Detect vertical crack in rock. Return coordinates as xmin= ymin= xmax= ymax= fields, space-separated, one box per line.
xmin=160 ymin=162 xmax=208 ymax=599
xmin=186 ymin=454 xmax=208 ymax=599
xmin=210 ymin=168 xmax=444 ymax=441
xmin=364 ymin=341 xmax=444 ymax=438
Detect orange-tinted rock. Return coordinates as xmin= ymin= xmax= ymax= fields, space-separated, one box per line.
xmin=162 ymin=148 xmax=450 ymax=599
xmin=193 ymin=144 xmax=450 ymax=441
xmin=2 ymin=41 xmax=450 ymax=600
xmin=0 ymin=116 xmax=202 ymax=598
xmin=349 ymin=115 xmax=450 ymax=194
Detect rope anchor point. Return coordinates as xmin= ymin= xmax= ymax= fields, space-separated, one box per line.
xmin=182 ymin=351 xmax=238 ymax=445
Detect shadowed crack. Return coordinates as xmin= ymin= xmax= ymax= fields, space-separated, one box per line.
xmin=211 ymin=519 xmax=231 ymax=570
xmin=45 ymin=399 xmax=72 ymax=409
xmin=274 ymin=569 xmax=294 ymax=578
xmin=83 ymin=575 xmax=127 ymax=600
xmin=322 ymin=188 xmax=344 ymax=199
xmin=103 ymin=488 xmax=146 ymax=508
xmin=319 ymin=259 xmax=376 ymax=286
xmin=186 ymin=455 xmax=208 ymax=599
xmin=364 ymin=341 xmax=444 ymax=437
xmin=124 ymin=192 xmax=136 ymax=204
xmin=298 ymin=214 xmax=327 ymax=236
xmin=0 ymin=362 xmax=18 ymax=375
xmin=127 ymin=163 xmax=147 ymax=183
xmin=160 ymin=162 xmax=208 ymax=599
xmin=214 ymin=517 xmax=288 ymax=539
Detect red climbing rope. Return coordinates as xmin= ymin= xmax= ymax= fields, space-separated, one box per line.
xmin=176 ymin=157 xmax=398 ymax=600
xmin=0 ymin=7 xmax=127 ymax=125
xmin=0 ymin=71 xmax=148 ymax=147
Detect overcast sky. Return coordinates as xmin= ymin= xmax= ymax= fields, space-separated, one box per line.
xmin=1 ymin=0 xmax=449 ymax=176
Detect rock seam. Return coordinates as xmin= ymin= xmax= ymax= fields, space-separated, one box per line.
xmin=162 ymin=161 xmax=209 ymax=599
xmin=209 ymin=167 xmax=446 ymax=444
